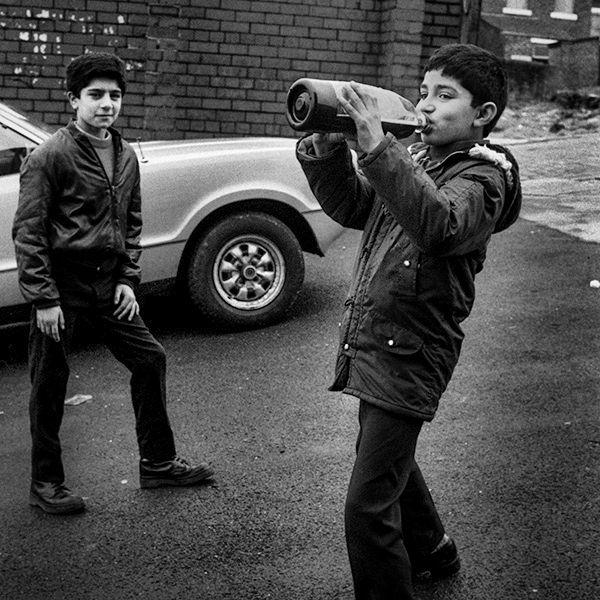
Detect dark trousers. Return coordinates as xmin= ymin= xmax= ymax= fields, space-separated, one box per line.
xmin=345 ymin=400 xmax=445 ymax=600
xmin=28 ymin=302 xmax=177 ymax=483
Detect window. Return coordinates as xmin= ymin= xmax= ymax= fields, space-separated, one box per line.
xmin=503 ymin=0 xmax=532 ymax=17
xmin=0 ymin=125 xmax=35 ymax=177
xmin=592 ymin=7 xmax=600 ymax=37
xmin=551 ymin=0 xmax=578 ymax=20
xmin=531 ymin=38 xmax=556 ymax=62
xmin=554 ymin=0 xmax=574 ymax=12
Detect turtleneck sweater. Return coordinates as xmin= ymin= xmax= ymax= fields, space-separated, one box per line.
xmin=75 ymin=123 xmax=115 ymax=182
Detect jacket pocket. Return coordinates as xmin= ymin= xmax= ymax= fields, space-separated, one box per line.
xmin=371 ymin=237 xmax=419 ymax=299
xmin=368 ymin=311 xmax=424 ymax=355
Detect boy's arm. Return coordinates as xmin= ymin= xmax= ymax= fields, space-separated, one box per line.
xmin=360 ymin=135 xmax=507 ymax=255
xmin=296 ymin=135 xmax=376 ymax=230
xmin=118 ymin=161 xmax=143 ymax=290
xmin=12 ymin=151 xmax=61 ymax=308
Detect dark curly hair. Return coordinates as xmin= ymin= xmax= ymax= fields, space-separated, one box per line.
xmin=423 ymin=44 xmax=507 ymax=136
xmin=66 ymin=52 xmax=127 ymax=97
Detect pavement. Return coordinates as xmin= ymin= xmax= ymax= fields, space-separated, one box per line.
xmin=493 ymin=132 xmax=600 ymax=243
xmin=0 ymin=132 xmax=599 ymax=600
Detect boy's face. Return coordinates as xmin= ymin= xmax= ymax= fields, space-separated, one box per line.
xmin=416 ymin=69 xmax=484 ymax=152
xmin=67 ymin=77 xmax=122 ymax=138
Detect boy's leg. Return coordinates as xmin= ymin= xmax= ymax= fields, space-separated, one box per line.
xmin=28 ymin=306 xmax=85 ymax=514
xmin=97 ymin=310 xmax=176 ymax=461
xmin=402 ymin=464 xmax=460 ymax=577
xmin=28 ymin=308 xmax=70 ymax=483
xmin=401 ymin=461 xmax=446 ymax=559
xmin=344 ymin=400 xmax=424 ymax=600
xmin=98 ymin=310 xmax=214 ymax=487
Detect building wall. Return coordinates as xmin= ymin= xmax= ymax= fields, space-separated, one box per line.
xmin=0 ymin=0 xmax=463 ymax=141
xmin=477 ymin=17 xmax=505 ymax=57
xmin=479 ymin=0 xmax=600 ymax=96
xmin=547 ymin=37 xmax=600 ymax=89
xmin=482 ymin=0 xmax=593 ymax=42
xmin=422 ymin=0 xmax=464 ymax=62
xmin=377 ymin=0 xmax=464 ymax=89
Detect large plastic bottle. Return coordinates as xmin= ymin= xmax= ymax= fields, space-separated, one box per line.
xmin=285 ymin=78 xmax=426 ymax=139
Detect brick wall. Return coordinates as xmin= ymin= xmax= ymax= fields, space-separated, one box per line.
xmin=0 ymin=0 xmax=462 ymax=141
xmin=422 ymin=0 xmax=463 ymax=63
xmin=548 ymin=37 xmax=600 ymax=89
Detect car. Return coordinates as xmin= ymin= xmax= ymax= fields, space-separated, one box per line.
xmin=0 ymin=102 xmax=344 ymax=330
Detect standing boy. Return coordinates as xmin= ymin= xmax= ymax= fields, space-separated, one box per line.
xmin=296 ymin=44 xmax=522 ymax=599
xmin=13 ymin=52 xmax=214 ymax=515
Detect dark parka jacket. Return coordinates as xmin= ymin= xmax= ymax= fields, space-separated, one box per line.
xmin=296 ymin=133 xmax=522 ymax=421
xmin=12 ymin=120 xmax=142 ymax=309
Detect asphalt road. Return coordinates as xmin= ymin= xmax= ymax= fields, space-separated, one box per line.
xmin=1 ymin=134 xmax=599 ymax=600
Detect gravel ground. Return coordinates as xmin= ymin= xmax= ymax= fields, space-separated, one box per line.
xmin=494 ymin=89 xmax=600 ymax=141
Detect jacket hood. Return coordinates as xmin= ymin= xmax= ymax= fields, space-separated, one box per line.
xmin=409 ymin=140 xmax=522 ymax=234
xmin=484 ymin=143 xmax=522 ymax=233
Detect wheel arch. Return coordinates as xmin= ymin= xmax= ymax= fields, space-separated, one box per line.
xmin=176 ymin=199 xmax=321 ymax=284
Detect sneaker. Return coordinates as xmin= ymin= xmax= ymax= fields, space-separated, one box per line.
xmin=30 ymin=480 xmax=86 ymax=515
xmin=412 ymin=535 xmax=461 ymax=578
xmin=139 ymin=455 xmax=214 ymax=488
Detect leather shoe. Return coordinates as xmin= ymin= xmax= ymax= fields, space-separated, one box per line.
xmin=30 ymin=480 xmax=85 ymax=515
xmin=139 ymin=455 xmax=214 ymax=488
xmin=412 ymin=535 xmax=460 ymax=578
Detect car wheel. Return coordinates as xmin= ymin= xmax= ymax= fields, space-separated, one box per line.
xmin=184 ymin=211 xmax=305 ymax=329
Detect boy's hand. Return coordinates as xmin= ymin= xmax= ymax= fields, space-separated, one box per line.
xmin=36 ymin=306 xmax=65 ymax=342
xmin=312 ymin=132 xmax=346 ymax=157
xmin=113 ymin=283 xmax=139 ymax=321
xmin=340 ymin=81 xmax=386 ymax=154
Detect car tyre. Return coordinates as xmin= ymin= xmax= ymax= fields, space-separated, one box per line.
xmin=184 ymin=211 xmax=305 ymax=330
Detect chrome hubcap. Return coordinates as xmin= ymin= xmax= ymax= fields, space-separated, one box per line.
xmin=213 ymin=235 xmax=286 ymax=310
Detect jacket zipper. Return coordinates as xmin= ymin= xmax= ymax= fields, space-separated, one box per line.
xmin=88 ymin=140 xmax=120 ymax=249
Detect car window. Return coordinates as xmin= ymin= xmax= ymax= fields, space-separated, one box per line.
xmin=0 ymin=124 xmax=37 ymax=176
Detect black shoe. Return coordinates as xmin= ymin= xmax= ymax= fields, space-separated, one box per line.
xmin=412 ymin=535 xmax=461 ymax=578
xmin=29 ymin=480 xmax=86 ymax=515
xmin=139 ymin=455 xmax=214 ymax=488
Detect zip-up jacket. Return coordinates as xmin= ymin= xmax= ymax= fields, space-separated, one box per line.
xmin=296 ymin=133 xmax=522 ymax=421
xmin=12 ymin=120 xmax=142 ymax=308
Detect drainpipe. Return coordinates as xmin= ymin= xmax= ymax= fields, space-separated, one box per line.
xmin=460 ymin=0 xmax=482 ymax=44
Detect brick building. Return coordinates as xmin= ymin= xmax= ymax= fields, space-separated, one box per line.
xmin=480 ymin=0 xmax=600 ymax=94
xmin=0 ymin=0 xmax=467 ymax=140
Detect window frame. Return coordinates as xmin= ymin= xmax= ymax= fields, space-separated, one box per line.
xmin=503 ymin=0 xmax=532 ymax=16
xmin=551 ymin=0 xmax=578 ymax=20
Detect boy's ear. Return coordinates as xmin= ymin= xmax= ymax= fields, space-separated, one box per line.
xmin=67 ymin=91 xmax=78 ymax=110
xmin=474 ymin=102 xmax=497 ymax=129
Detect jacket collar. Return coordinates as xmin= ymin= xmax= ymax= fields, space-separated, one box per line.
xmin=408 ymin=138 xmax=487 ymax=168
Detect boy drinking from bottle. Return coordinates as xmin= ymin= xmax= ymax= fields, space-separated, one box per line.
xmin=296 ymin=43 xmax=522 ymax=599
